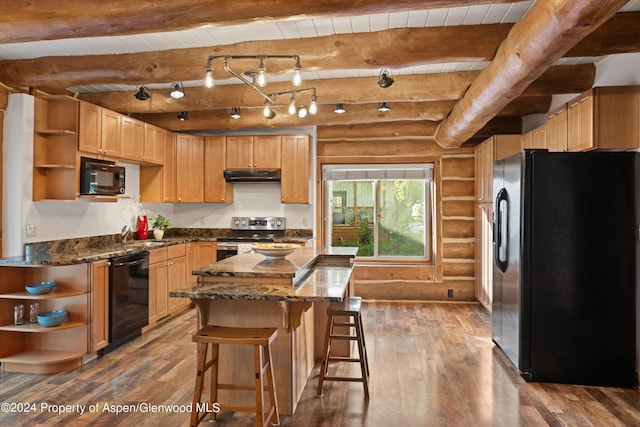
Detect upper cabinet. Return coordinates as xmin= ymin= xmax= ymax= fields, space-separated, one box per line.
xmin=204 ymin=136 xmax=233 ymax=203
xmin=119 ymin=116 xmax=145 ymax=162
xmin=546 ymin=105 xmax=568 ymax=152
xmin=78 ymin=102 xmax=120 ymax=158
xmin=281 ymin=135 xmax=311 ymax=204
xmin=568 ymin=86 xmax=639 ymax=151
xmin=226 ymin=135 xmax=281 ymax=169
xmin=175 ymin=133 xmax=204 ymax=202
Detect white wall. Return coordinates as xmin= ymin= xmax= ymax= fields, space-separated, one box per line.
xmin=2 ymin=100 xmax=315 ymax=256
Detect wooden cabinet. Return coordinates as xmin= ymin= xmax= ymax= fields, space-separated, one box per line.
xmin=147 ymin=244 xmax=189 ymax=328
xmin=90 ymin=260 xmax=109 ymax=352
xmin=119 ymin=116 xmax=145 ymax=162
xmin=546 ymin=105 xmax=568 ymax=152
xmin=281 ymin=135 xmax=311 ymax=204
xmin=140 ymin=129 xmax=175 ymax=203
xmin=567 ymin=91 xmax=594 ymax=151
xmin=196 ymin=241 xmax=217 ymax=268
xmin=568 ymin=86 xmax=640 ymax=151
xmin=33 ymin=96 xmax=79 ymax=201
xmin=162 ymin=130 xmax=177 ymax=202
xmin=78 ymin=101 xmax=121 ymax=158
xmin=474 ymin=136 xmax=494 ymax=203
xmin=140 ymin=123 xmax=164 ymax=165
xmin=176 ymin=133 xmax=204 ymax=202
xmin=226 ymin=135 xmax=281 ymax=169
xmin=0 ymin=263 xmax=91 ymax=373
xmin=531 ymin=125 xmax=547 ymax=149
xmin=204 ymin=136 xmax=233 ymax=203
xmin=492 ymin=134 xmax=521 ymax=161
xmin=475 ymin=204 xmax=493 ymax=311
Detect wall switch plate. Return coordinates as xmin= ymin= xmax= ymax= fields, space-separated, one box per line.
xmin=26 ymin=224 xmax=37 ymax=237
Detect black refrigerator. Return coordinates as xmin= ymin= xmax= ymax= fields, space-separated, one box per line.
xmin=492 ymin=149 xmax=637 ymax=387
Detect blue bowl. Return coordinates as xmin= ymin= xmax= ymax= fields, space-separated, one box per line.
xmin=25 ymin=281 xmax=55 ymax=295
xmin=36 ymin=310 xmax=68 ymax=327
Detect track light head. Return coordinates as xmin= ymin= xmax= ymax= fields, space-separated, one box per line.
xmin=377 ymin=102 xmax=391 ymax=112
xmin=134 ymin=86 xmax=151 ymax=101
xmin=378 ymin=69 xmax=394 ymax=88
xmin=334 ymin=103 xmax=346 ymax=114
xmin=230 ymin=106 xmax=241 ymax=119
xmin=177 ymin=111 xmax=188 ymax=121
xmin=170 ymin=83 xmax=185 ymax=99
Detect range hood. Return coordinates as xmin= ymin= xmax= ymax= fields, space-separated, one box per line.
xmin=224 ymin=169 xmax=281 ymax=183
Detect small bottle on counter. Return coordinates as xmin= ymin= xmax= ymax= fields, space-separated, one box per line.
xmin=14 ymin=304 xmax=24 ymax=325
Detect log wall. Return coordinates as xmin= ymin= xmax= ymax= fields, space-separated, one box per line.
xmin=316 ymin=128 xmax=476 ymax=301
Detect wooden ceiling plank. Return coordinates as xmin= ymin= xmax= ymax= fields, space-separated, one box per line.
xmin=0 ymin=0 xmax=520 ymax=44
xmin=433 ymin=0 xmax=628 ymax=149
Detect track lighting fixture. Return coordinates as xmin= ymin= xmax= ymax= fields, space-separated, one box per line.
xmin=230 ymin=106 xmax=241 ymax=119
xmin=170 ymin=82 xmax=185 ymax=99
xmin=293 ymin=57 xmax=302 ymax=87
xmin=177 ymin=111 xmax=188 ymax=121
xmin=205 ymin=67 xmax=214 ymax=88
xmin=288 ymin=95 xmax=297 ymax=115
xmin=378 ymin=68 xmax=395 ymax=88
xmin=378 ymin=102 xmax=391 ymax=112
xmin=263 ymin=102 xmax=273 ymax=118
xmin=309 ymin=95 xmax=318 ymax=115
xmin=298 ymin=105 xmax=308 ymax=118
xmin=134 ymin=86 xmax=150 ymax=101
xmin=334 ymin=103 xmax=346 ymax=114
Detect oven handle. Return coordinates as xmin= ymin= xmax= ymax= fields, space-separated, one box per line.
xmin=113 ymin=258 xmax=147 ymax=268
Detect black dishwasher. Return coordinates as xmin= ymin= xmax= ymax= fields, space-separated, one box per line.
xmin=104 ymin=251 xmax=149 ymax=353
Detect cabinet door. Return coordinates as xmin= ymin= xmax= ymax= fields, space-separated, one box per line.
xmin=546 ymin=106 xmax=568 ymax=152
xmin=176 ymin=134 xmax=204 ymax=202
xmin=100 ymin=108 xmax=121 ymax=158
xmin=91 ymin=260 xmax=109 ymax=352
xmin=204 ymin=136 xmax=233 ymax=203
xmin=531 ymin=125 xmax=547 ymax=149
xmin=253 ymin=135 xmax=281 ymax=168
xmin=197 ymin=242 xmax=218 ymax=268
xmin=78 ymin=101 xmax=102 ymax=155
xmin=143 ymin=123 xmax=164 ymax=165
xmin=281 ymin=135 xmax=311 ymax=204
xmin=163 ymin=130 xmax=176 ymax=202
xmin=149 ymin=261 xmax=168 ymax=325
xmin=168 ymin=256 xmax=187 ymax=314
xmin=120 ymin=116 xmax=145 ymax=161
xmin=226 ymin=135 xmax=254 ymax=169
xmin=186 ymin=242 xmax=198 ymax=285
xmin=568 ymin=92 xmax=594 ymax=151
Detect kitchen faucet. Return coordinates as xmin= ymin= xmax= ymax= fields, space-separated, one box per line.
xmin=121 ymin=225 xmax=129 ymax=243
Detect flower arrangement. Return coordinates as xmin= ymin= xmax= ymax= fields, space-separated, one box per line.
xmin=150 ymin=214 xmax=171 ymax=231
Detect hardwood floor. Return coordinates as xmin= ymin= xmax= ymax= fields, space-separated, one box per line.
xmin=1 ymin=301 xmax=638 ymax=426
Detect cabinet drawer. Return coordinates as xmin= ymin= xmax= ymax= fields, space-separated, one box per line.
xmin=168 ymin=243 xmax=186 ymax=259
xmin=149 ymin=247 xmax=168 ymax=264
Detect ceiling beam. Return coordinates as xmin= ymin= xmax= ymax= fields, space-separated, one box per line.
xmin=0 ymin=0 xmax=520 ymax=44
xmin=0 ymin=13 xmax=635 ymax=94
xmin=80 ymin=65 xmax=590 ymax=115
xmin=434 ymin=0 xmax=628 ymax=148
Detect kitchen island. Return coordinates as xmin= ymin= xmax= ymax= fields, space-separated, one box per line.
xmin=170 ymin=246 xmax=357 ymax=415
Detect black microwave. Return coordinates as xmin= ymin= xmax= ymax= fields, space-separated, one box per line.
xmin=80 ymin=157 xmax=125 ymax=196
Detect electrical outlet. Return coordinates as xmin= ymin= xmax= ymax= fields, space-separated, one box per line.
xmin=447 ymin=289 xmax=454 ymax=298
xmin=26 ymin=224 xmax=37 ymax=238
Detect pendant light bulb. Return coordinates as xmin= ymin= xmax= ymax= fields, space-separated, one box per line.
xmin=288 ymin=96 xmax=297 ymax=115
xmin=205 ymin=68 xmax=214 ymax=88
xmin=309 ymin=96 xmax=318 ymax=115
xmin=257 ymin=58 xmax=267 ymax=87
xmin=298 ymin=105 xmax=308 ymax=118
xmin=263 ymin=103 xmax=272 ymax=118
xmin=292 ymin=69 xmax=302 ymax=87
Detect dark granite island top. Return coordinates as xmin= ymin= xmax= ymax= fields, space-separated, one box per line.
xmin=173 ymin=246 xmax=358 ymax=302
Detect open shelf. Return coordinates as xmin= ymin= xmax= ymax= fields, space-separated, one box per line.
xmin=0 ymin=319 xmax=86 ymax=333
xmin=0 ymin=289 xmax=87 ymax=299
xmin=34 ymin=164 xmax=76 ymax=169
xmin=36 ymin=129 xmax=77 ymax=136
xmin=0 ymin=349 xmax=86 ymax=365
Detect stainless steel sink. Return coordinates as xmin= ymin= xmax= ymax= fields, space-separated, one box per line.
xmin=124 ymin=241 xmax=166 ymax=250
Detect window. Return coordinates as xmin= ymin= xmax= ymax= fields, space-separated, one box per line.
xmin=323 ymin=164 xmax=434 ymax=261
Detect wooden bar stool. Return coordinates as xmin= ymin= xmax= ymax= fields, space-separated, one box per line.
xmin=190 ymin=325 xmax=280 ymax=427
xmin=317 ymin=296 xmax=370 ymax=399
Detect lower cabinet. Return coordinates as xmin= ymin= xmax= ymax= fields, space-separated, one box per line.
xmin=147 ymin=243 xmax=189 ymax=329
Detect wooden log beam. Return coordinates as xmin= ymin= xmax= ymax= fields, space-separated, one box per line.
xmin=433 ymin=0 xmax=628 ymax=149
xmin=0 ymin=0 xmax=519 ymax=44
xmin=1 ymin=11 xmax=637 ymax=93
xmin=80 ymin=65 xmax=588 ymax=114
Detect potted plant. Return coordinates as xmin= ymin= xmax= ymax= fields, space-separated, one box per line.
xmin=150 ymin=214 xmax=171 ymax=240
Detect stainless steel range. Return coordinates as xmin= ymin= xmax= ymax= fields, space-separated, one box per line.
xmin=216 ymin=217 xmax=286 ymax=261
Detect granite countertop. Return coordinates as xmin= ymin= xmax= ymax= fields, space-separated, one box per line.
xmin=173 ymin=246 xmax=357 ymax=302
